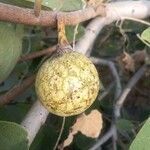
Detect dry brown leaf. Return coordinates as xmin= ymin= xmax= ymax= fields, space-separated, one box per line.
xmin=72 ymin=110 xmax=102 ymax=138
xmin=117 ymin=51 xmax=135 ymax=72
xmin=62 ymin=110 xmax=103 ymax=148
xmin=132 ymin=50 xmax=146 ymax=64
xmin=62 ymin=134 xmax=74 ymax=149
xmin=117 ymin=50 xmax=147 ymax=73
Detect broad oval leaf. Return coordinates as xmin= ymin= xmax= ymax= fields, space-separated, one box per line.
xmin=0 ymin=121 xmax=28 ymax=150
xmin=141 ymin=27 xmax=150 ymax=43
xmin=130 ymin=117 xmax=150 ymax=150
xmin=0 ymin=0 xmax=34 ymax=8
xmin=0 ymin=22 xmax=23 ymax=83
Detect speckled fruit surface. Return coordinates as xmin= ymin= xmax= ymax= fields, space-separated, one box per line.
xmin=35 ymin=51 xmax=100 ymax=116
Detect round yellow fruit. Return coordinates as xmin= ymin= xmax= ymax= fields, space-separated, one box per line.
xmin=35 ymin=51 xmax=100 ymax=117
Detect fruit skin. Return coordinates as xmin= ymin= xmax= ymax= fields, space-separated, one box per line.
xmin=35 ymin=51 xmax=100 ymax=117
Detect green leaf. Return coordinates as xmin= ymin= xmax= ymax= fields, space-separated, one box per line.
xmin=74 ymin=133 xmax=95 ymax=150
xmin=0 ymin=103 xmax=31 ymax=123
xmin=0 ymin=0 xmax=34 ymax=8
xmin=0 ymin=121 xmax=28 ymax=150
xmin=30 ymin=124 xmax=58 ymax=150
xmin=141 ymin=27 xmax=150 ymax=43
xmin=1 ymin=0 xmax=84 ymax=10
xmin=66 ymin=25 xmax=85 ymax=42
xmin=116 ymin=119 xmax=134 ymax=133
xmin=30 ymin=116 xmax=76 ymax=150
xmin=0 ymin=22 xmax=24 ymax=83
xmin=26 ymin=0 xmax=83 ymax=11
xmin=130 ymin=117 xmax=150 ymax=150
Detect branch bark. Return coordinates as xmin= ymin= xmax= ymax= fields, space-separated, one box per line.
xmin=21 ymin=100 xmax=49 ymax=146
xmin=91 ymin=57 xmax=122 ymax=98
xmin=75 ymin=0 xmax=150 ymax=54
xmin=90 ymin=65 xmax=147 ymax=150
xmin=114 ymin=64 xmax=147 ymax=118
xmin=19 ymin=45 xmax=56 ymax=62
xmin=0 ymin=75 xmax=35 ymax=106
xmin=0 ymin=2 xmax=105 ymax=26
xmin=90 ymin=57 xmax=121 ymax=150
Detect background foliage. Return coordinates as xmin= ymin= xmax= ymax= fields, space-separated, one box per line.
xmin=0 ymin=0 xmax=149 ymax=150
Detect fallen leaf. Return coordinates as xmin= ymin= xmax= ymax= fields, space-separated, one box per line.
xmin=62 ymin=109 xmax=103 ymax=148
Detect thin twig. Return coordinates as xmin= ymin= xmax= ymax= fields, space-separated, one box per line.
xmin=53 ymin=117 xmax=66 ymax=150
xmin=91 ymin=57 xmax=121 ymax=150
xmin=121 ymin=17 xmax=150 ymax=26
xmin=114 ymin=64 xmax=147 ymax=118
xmin=73 ymin=1 xmax=87 ymax=50
xmin=90 ymin=64 xmax=147 ymax=150
xmin=97 ymin=82 xmax=115 ymax=101
xmin=97 ymin=27 xmax=113 ymax=48
xmin=34 ymin=0 xmax=42 ymax=17
xmin=19 ymin=46 xmax=56 ymax=62
xmin=91 ymin=57 xmax=122 ymax=98
xmin=89 ymin=125 xmax=115 ymax=150
xmin=73 ymin=24 xmax=79 ymax=50
xmin=0 ymin=75 xmax=35 ymax=106
xmin=108 ymin=62 xmax=122 ymax=99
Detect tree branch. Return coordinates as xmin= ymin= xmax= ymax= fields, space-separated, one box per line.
xmin=89 ymin=125 xmax=116 ymax=150
xmin=91 ymin=57 xmax=121 ymax=150
xmin=97 ymin=82 xmax=115 ymax=101
xmin=0 ymin=75 xmax=35 ymax=106
xmin=0 ymin=2 xmax=105 ymax=26
xmin=91 ymin=57 xmax=122 ymax=98
xmin=75 ymin=0 xmax=150 ymax=55
xmin=21 ymin=100 xmax=49 ymax=146
xmin=20 ymin=0 xmax=150 ymax=147
xmin=90 ymin=64 xmax=147 ymax=150
xmin=114 ymin=64 xmax=147 ymax=118
xmin=19 ymin=45 xmax=56 ymax=62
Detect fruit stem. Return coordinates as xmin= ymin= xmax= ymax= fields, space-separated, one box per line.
xmin=57 ymin=15 xmax=72 ymax=53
